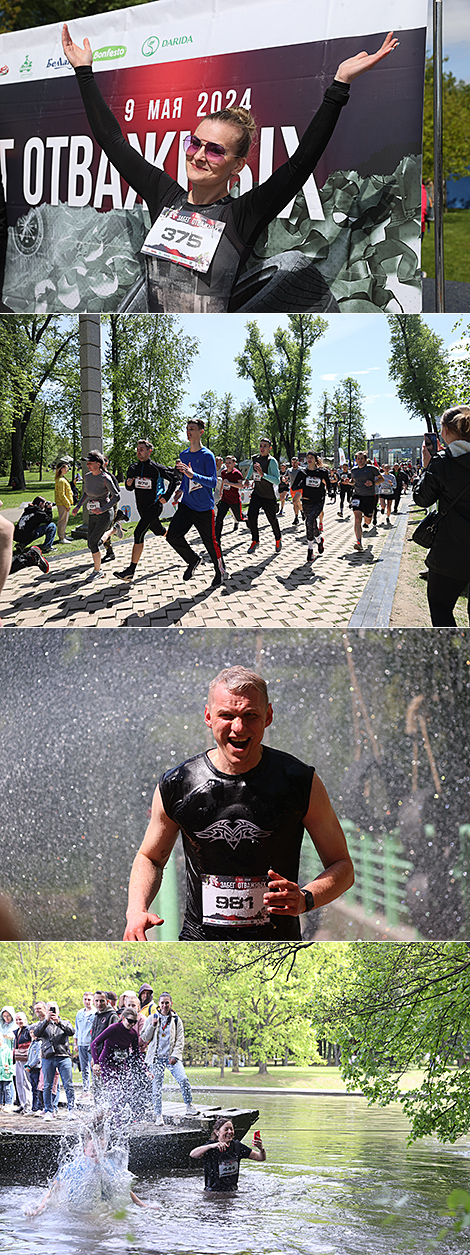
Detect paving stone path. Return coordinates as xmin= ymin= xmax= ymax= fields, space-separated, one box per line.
xmin=0 ymin=496 xmax=410 ymax=629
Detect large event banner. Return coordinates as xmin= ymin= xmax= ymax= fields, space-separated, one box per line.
xmin=0 ymin=0 xmax=428 ymax=314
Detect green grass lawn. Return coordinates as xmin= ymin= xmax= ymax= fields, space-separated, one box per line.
xmin=182 ymin=1066 xmax=427 ymax=1094
xmin=0 ymin=470 xmax=136 ymax=554
xmin=421 ymin=209 xmax=470 ymax=282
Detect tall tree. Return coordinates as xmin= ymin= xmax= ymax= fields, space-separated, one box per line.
xmin=387 ymin=315 xmax=456 ymax=434
xmin=322 ymin=942 xmax=470 ymax=1143
xmin=313 ymin=390 xmax=334 ymax=458
xmin=422 ymin=57 xmax=470 ymax=191
xmin=0 ymin=316 xmax=79 ymax=489
xmin=236 ymin=315 xmax=327 ymax=459
xmin=102 ymin=313 xmax=199 ymax=473
xmin=329 ymin=378 xmax=366 ymax=462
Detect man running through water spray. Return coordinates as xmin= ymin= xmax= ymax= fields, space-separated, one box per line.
xmin=165 ymin=419 xmax=227 ymax=588
xmin=124 ymin=666 xmax=354 ymax=941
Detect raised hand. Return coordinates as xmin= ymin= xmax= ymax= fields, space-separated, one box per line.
xmin=336 ymin=32 xmax=399 ymax=85
xmin=62 ymin=22 xmax=93 ymax=69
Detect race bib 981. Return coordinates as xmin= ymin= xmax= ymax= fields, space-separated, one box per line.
xmin=202 ymin=875 xmax=269 ymax=927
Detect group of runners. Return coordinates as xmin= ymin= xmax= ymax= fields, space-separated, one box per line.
xmin=5 ymin=427 xmax=413 ymax=597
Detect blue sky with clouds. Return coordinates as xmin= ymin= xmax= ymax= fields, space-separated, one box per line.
xmin=427 ymin=0 xmax=470 ymax=81
xmin=178 ymin=313 xmax=469 ymax=441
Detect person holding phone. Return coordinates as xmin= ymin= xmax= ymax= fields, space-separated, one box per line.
xmin=189 ymin=1117 xmax=266 ymax=1191
xmin=32 ymin=1002 xmax=76 ymax=1121
xmin=61 ymin=25 xmax=399 ymax=313
xmin=413 ymin=406 xmax=470 ymax=626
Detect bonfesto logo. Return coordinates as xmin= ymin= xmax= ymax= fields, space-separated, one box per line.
xmin=93 ymin=45 xmax=127 ymax=61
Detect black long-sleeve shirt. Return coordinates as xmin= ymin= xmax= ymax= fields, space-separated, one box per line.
xmin=75 ymin=67 xmax=349 ymax=310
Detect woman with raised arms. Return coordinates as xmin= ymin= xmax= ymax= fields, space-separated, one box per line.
xmin=62 ymin=24 xmax=399 ymax=312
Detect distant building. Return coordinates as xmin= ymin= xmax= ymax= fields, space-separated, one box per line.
xmin=367 ymin=433 xmax=425 ymax=466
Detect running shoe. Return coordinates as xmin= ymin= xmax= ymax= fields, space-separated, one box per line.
xmin=185 ymin=1104 xmax=199 ymax=1115
xmin=43 ymin=1112 xmax=53 ymax=1122
xmin=275 ymin=538 xmax=282 ymax=553
xmin=293 ymin=516 xmax=299 ymax=527
xmin=114 ymin=522 xmax=124 ymax=538
xmin=353 ymin=541 xmax=363 ymax=552
xmin=116 ymin=567 xmax=134 ymax=582
xmin=318 ymin=539 xmax=324 ymax=554
xmin=247 ymin=542 xmax=259 ymax=554
xmin=211 ymin=570 xmax=222 ymax=588
xmin=337 ymin=511 xmax=343 ymax=517
xmin=182 ymin=555 xmax=201 ymax=581
xmin=306 ymin=549 xmax=314 ymax=563
xmin=154 ymin=1115 xmax=165 ymax=1126
xmin=28 ymin=546 xmax=49 ymax=574
xmin=101 ymin=548 xmax=115 ymax=562
xmin=87 ymin=570 xmax=104 ymax=580
xmin=58 ymin=537 xmax=72 ymax=544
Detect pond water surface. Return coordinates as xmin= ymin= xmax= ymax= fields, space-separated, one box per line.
xmin=1 ymin=1091 xmax=469 ymax=1254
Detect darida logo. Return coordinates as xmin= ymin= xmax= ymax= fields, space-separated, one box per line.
xmin=142 ymin=36 xmax=160 ymax=57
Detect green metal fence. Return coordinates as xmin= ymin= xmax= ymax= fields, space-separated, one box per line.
xmin=341 ymin=821 xmax=414 ymax=925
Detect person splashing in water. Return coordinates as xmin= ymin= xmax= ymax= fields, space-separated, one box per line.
xmin=26 ymin=1112 xmax=159 ymax=1215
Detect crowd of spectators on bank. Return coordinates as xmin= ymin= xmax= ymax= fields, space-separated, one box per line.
xmin=0 ymin=984 xmax=198 ymax=1126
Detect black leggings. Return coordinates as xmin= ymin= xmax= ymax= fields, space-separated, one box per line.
xmin=134 ymin=502 xmax=165 ymax=545
xmin=247 ymin=494 xmax=281 ymax=543
xmin=166 ymin=503 xmax=222 ymax=571
xmin=303 ymin=500 xmax=323 ymax=542
xmin=215 ymin=497 xmax=242 ymax=542
xmin=426 ymin=569 xmax=470 ymax=627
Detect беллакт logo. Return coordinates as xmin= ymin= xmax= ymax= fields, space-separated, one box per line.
xmin=93 ymin=45 xmax=126 ymax=61
xmin=20 ymin=55 xmax=32 ymax=74
xmin=46 ymin=56 xmax=71 ymax=71
xmin=142 ymin=36 xmax=160 ymax=57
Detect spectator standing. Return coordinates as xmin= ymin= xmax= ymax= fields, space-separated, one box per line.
xmin=54 ymin=462 xmax=74 ymax=543
xmin=33 ymin=1001 xmax=76 ymax=1122
xmin=141 ymin=993 xmax=197 ymax=1125
xmin=74 ymin=991 xmax=94 ymax=1101
xmin=13 ymin=1012 xmax=32 ymax=1113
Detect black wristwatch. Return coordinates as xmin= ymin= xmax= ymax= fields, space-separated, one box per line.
xmin=301 ymin=889 xmax=315 ymax=913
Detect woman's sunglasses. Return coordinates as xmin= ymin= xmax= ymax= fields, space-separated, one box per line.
xmin=183 ymin=134 xmax=227 ymax=163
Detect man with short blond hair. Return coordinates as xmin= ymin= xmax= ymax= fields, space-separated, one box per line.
xmin=124 ymin=666 xmax=353 ymax=942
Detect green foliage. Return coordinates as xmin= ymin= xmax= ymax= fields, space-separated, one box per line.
xmin=387 ymin=315 xmax=456 ymax=433
xmin=236 ymin=315 xmax=327 ymax=459
xmin=0 ymin=0 xmax=150 ymax=34
xmin=423 ymin=57 xmax=470 ymax=186
xmin=321 ymin=942 xmax=470 ymax=1143
xmin=102 ymin=313 xmax=199 ymax=474
xmin=314 ymin=377 xmax=366 ymax=462
xmin=189 ymin=390 xmax=262 ymax=461
xmin=0 ymin=315 xmax=80 ymax=488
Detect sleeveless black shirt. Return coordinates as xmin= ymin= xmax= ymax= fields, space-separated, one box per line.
xmin=159 ymin=745 xmax=314 ymax=940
